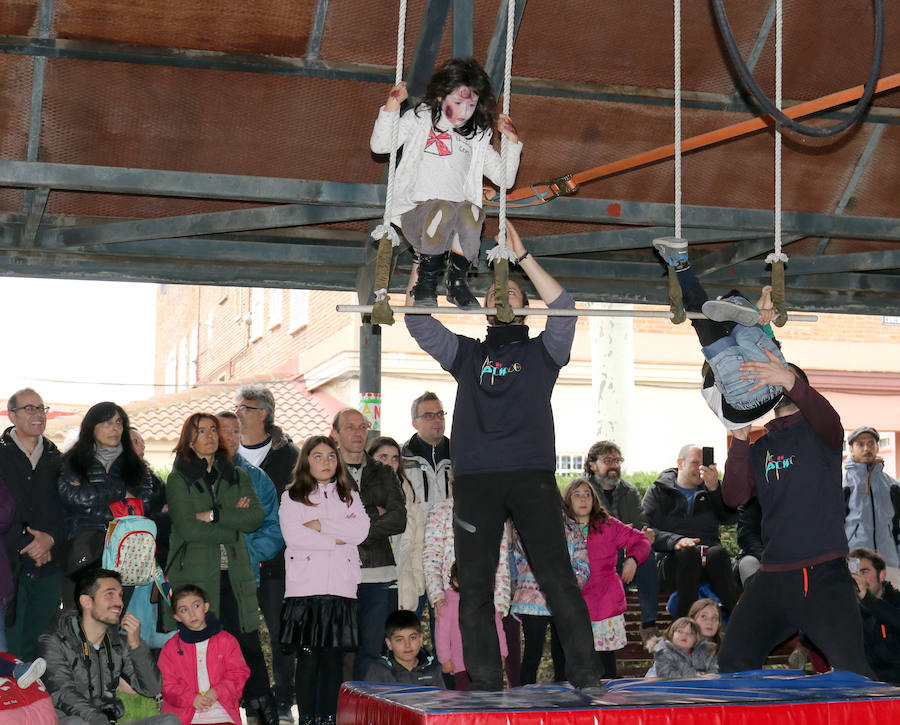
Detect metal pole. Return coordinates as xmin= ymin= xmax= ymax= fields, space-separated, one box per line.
xmin=336 ymin=305 xmax=818 ymax=322
xmin=358 ymin=323 xmax=382 ymax=444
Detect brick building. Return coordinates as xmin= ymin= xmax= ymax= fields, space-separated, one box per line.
xmin=153 ymin=284 xmax=900 ymax=476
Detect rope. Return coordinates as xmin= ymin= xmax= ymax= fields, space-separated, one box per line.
xmin=488 ymin=0 xmax=518 ymax=323
xmin=766 ymin=0 xmax=788 ymax=327
xmin=369 ymin=0 xmax=408 ymax=326
xmin=664 ymin=0 xmax=686 ymax=324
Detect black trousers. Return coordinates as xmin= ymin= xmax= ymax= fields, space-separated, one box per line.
xmin=258 ymin=575 xmax=296 ymax=705
xmin=295 ymin=646 xmax=343 ymax=719
xmin=659 ymin=545 xmax=738 ymax=617
xmin=519 ymin=614 xmax=565 ymax=684
xmin=718 ymin=558 xmax=874 ymax=677
xmin=219 ymin=571 xmax=272 ymax=700
xmin=454 ymin=471 xmax=598 ymax=689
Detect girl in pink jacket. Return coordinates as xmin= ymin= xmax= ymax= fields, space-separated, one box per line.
xmin=159 ymin=584 xmax=250 ymax=725
xmin=563 ymin=477 xmax=650 ymax=679
xmin=279 ymin=436 xmax=370 ymax=725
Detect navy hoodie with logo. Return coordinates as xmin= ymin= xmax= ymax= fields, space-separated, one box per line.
xmin=406 ymin=292 xmax=576 ymax=477
xmin=722 ymin=376 xmax=847 ymax=570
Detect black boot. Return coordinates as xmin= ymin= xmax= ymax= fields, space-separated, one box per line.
xmin=250 ymin=694 xmax=280 ymax=725
xmin=446 ymin=252 xmax=479 ymax=309
xmin=411 ymin=252 xmax=447 ymax=307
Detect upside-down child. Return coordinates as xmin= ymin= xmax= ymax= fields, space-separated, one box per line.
xmin=370 ymin=57 xmax=522 ymax=309
xmin=158 ymin=584 xmax=250 ymax=725
xmin=653 ymin=237 xmax=790 ymax=428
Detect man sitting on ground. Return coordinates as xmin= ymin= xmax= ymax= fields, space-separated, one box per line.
xmin=39 ymin=568 xmax=178 ymax=725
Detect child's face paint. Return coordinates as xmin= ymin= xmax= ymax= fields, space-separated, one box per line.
xmin=441 ymin=85 xmax=479 ymax=127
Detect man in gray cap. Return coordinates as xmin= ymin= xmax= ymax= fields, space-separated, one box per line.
xmin=843 ymin=426 xmax=900 ymax=588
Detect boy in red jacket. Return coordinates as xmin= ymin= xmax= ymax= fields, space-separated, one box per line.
xmin=159 ymin=585 xmax=250 ymax=725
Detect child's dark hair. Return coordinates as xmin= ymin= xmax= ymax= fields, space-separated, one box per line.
xmin=171 ymin=584 xmax=208 ymax=610
xmin=289 ymin=435 xmax=354 ymax=506
xmin=562 ymin=476 xmax=609 ymax=530
xmin=420 ymin=57 xmax=497 ymax=138
xmin=384 ymin=609 xmax=423 ymax=638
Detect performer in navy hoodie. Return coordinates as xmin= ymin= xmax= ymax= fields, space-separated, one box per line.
xmin=718 ymin=349 xmax=873 ymax=676
xmin=405 ymin=220 xmax=601 ymax=691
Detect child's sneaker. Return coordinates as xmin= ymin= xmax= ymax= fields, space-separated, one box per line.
xmin=652 ymin=237 xmax=689 ymax=268
xmin=702 ymin=295 xmax=760 ymax=326
xmin=14 ymin=658 xmax=46 ymax=689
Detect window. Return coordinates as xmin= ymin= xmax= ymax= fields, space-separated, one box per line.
xmin=250 ymin=288 xmax=264 ymax=341
xmin=177 ymin=337 xmax=188 ymax=392
xmin=556 ymin=454 xmax=584 ymax=475
xmin=289 ymin=289 xmax=309 ymax=332
xmin=268 ymin=288 xmax=282 ymax=329
xmin=188 ymin=326 xmax=198 ymax=387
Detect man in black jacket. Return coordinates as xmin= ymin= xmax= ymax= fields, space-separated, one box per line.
xmin=642 ymin=444 xmax=737 ymax=618
xmin=234 ymin=384 xmax=299 ymax=724
xmin=850 ymin=547 xmax=900 ymax=684
xmin=332 ymin=408 xmax=407 ymax=680
xmin=0 ymin=387 xmax=65 ymax=661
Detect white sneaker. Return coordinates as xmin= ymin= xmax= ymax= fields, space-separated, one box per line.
xmin=15 ymin=658 xmax=46 ymax=689
xmin=702 ymin=297 xmax=760 ymax=326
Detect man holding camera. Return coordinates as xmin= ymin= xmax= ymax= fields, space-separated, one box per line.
xmin=39 ymin=568 xmax=178 ymax=725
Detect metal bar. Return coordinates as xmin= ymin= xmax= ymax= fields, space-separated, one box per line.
xmin=336 ymin=304 xmax=817 ymax=321
xmin=745 ymin=1 xmax=777 ymax=74
xmin=45 ymin=203 xmax=378 ymax=247
xmin=693 ymin=235 xmax=804 ymax=276
xmin=526 ymin=228 xmax=771 ymax=256
xmin=484 ymin=0 xmax=527 ymax=90
xmin=405 ymin=0 xmax=453 ymax=99
xmin=452 ymin=0 xmax=474 ymax=58
xmin=20 ymin=187 xmax=50 ymax=248
xmin=817 ymin=124 xmax=886 ymax=255
xmin=0 ymin=160 xmax=386 ymax=206
xmin=306 ymin=0 xmax=329 ymax=59
xmin=3 ymin=34 xmax=900 ymax=125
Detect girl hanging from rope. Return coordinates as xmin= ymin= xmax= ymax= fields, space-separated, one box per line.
xmin=370 ymin=57 xmax=522 ymax=308
xmin=653 ymin=238 xmax=795 ymax=429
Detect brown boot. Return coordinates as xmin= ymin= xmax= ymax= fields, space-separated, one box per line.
xmin=639 ymin=625 xmax=659 ymax=648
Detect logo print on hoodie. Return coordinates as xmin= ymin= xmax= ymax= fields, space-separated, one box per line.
xmin=765 ymin=450 xmax=795 ymax=482
xmin=480 ymin=356 xmax=522 ymax=385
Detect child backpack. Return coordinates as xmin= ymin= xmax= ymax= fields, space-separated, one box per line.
xmin=103 ymin=515 xmax=158 ymax=586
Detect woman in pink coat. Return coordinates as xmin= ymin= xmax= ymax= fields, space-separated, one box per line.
xmin=159 ymin=584 xmax=250 ymax=725
xmin=563 ymin=477 xmax=650 ymax=679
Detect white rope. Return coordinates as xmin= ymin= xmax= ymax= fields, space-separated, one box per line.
xmin=488 ymin=0 xmax=519 ymax=264
xmin=371 ymin=0 xmax=408 ymax=248
xmin=766 ymin=0 xmax=789 ymax=265
xmin=673 ymin=0 xmax=682 ymax=239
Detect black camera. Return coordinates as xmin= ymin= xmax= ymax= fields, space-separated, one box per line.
xmin=100 ymin=694 xmax=125 ymax=723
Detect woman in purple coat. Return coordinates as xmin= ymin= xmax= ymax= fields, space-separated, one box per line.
xmin=564 ymin=477 xmax=650 ymax=678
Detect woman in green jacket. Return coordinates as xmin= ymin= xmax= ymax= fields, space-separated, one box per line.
xmin=166 ymin=412 xmax=278 ymax=725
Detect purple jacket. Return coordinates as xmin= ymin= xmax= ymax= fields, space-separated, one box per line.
xmin=280 ymin=483 xmax=370 ymax=599
xmin=581 ymin=516 xmax=650 ymax=621
xmin=0 ymin=477 xmax=15 ymax=603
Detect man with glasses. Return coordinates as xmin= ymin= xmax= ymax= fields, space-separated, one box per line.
xmin=402 ymin=392 xmax=451 ymax=515
xmin=233 ymin=384 xmax=299 ymax=725
xmin=843 ymin=426 xmax=900 ymax=588
xmin=0 ymin=388 xmax=65 ymax=660
xmin=585 ymin=441 xmax=659 ymax=644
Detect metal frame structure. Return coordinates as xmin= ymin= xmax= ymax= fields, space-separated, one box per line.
xmin=1 ymin=0 xmax=899 ymax=316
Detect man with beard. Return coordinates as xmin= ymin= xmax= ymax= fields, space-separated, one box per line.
xmin=40 ymin=569 xmax=178 ymax=725
xmin=585 ymin=441 xmax=659 ymax=644
xmin=405 ymin=220 xmax=602 ymax=692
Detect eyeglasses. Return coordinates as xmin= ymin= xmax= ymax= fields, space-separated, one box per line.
xmin=10 ymin=405 xmax=50 ymax=415
xmin=234 ymin=404 xmax=261 ymax=413
xmin=599 ymin=456 xmax=624 ymax=465
xmin=417 ymin=411 xmax=445 ymax=421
